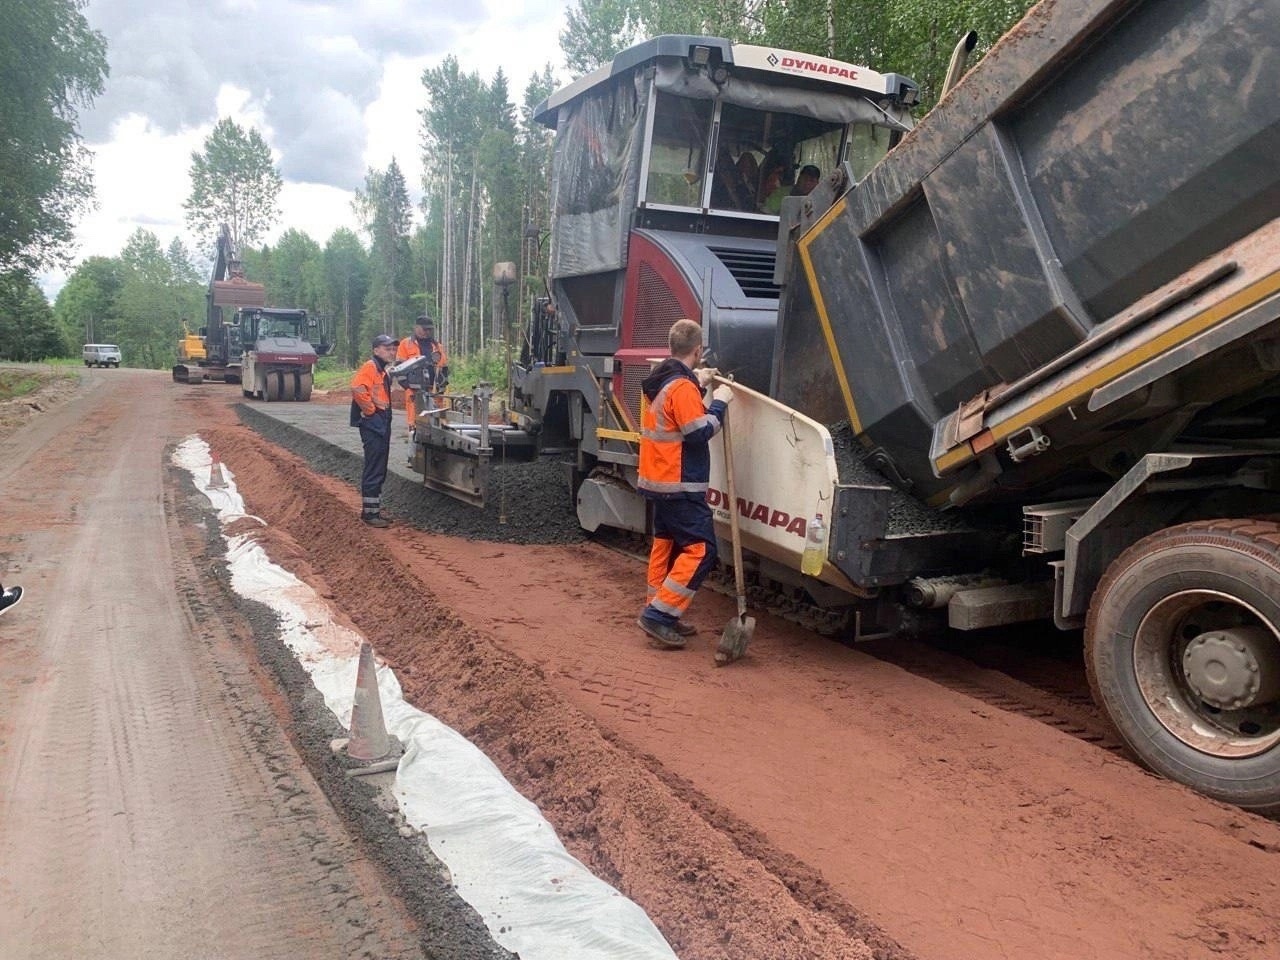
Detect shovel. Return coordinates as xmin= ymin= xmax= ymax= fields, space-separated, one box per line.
xmin=716 ymin=398 xmax=755 ymax=665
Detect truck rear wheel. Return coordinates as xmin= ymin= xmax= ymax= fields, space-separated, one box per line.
xmin=298 ymin=372 xmax=313 ymax=401
xmin=1085 ymin=520 xmax=1280 ymax=813
xmin=264 ymin=372 xmax=282 ymax=402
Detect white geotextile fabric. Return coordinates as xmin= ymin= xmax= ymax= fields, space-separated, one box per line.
xmin=172 ymin=437 xmax=678 ymax=959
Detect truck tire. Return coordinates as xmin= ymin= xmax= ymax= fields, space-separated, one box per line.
xmin=298 ymin=372 xmax=313 ymax=401
xmin=1085 ymin=520 xmax=1280 ymax=813
xmin=265 ymin=372 xmax=281 ymax=402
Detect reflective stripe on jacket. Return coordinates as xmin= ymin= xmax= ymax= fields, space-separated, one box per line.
xmin=637 ymin=359 xmax=726 ymax=500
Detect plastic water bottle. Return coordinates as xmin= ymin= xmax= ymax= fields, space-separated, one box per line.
xmin=801 ymin=513 xmax=827 ymax=576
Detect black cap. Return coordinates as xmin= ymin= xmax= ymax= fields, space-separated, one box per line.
xmin=416 ymin=315 xmax=434 ymax=328
xmin=371 ymin=334 xmax=397 ymax=348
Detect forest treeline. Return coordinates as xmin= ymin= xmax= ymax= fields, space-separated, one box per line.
xmin=1 ymin=0 xmax=1036 ymax=368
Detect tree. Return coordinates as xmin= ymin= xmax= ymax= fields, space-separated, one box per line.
xmin=518 ymin=66 xmax=558 ymax=304
xmin=420 ymin=56 xmax=490 ymax=352
xmin=270 ymin=228 xmax=324 ymax=313
xmin=0 ymin=276 xmax=60 ymax=361
xmin=323 ymin=228 xmax=370 ymax=367
xmin=184 ymin=117 xmax=283 ymax=253
xmin=241 ymin=244 xmax=272 ymax=287
xmin=560 ymin=0 xmax=639 ymax=75
xmin=54 ymin=255 xmax=124 ymax=347
xmin=114 ymin=228 xmax=175 ymax=369
xmin=355 ymin=159 xmax=413 ymax=339
xmin=0 ymin=0 xmax=108 ymax=278
xmin=166 ymin=238 xmax=205 ymax=325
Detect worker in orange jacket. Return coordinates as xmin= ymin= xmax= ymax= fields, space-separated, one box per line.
xmin=636 ymin=318 xmax=733 ymax=649
xmin=396 ymin=316 xmax=449 ymax=428
xmin=350 ymin=333 xmax=398 ymax=527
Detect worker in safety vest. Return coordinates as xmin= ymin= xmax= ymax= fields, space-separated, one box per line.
xmin=350 ymin=333 xmax=398 ymax=527
xmin=636 ymin=318 xmax=733 ymax=649
xmin=396 ymin=316 xmax=449 ymax=427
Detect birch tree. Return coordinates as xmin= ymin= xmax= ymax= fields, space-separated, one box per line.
xmin=184 ymin=118 xmax=283 ymax=254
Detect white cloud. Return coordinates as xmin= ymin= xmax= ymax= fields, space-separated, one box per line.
xmin=76 ymin=114 xmax=201 ymax=257
xmin=275 ymin=182 xmax=363 ymax=247
xmin=41 ymin=0 xmax=568 ymax=299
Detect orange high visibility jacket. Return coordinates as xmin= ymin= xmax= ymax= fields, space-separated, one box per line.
xmin=637 ymin=359 xmax=727 ymax=500
xmin=350 ymin=358 xmax=392 ymax=418
xmin=396 ymin=335 xmax=448 ymax=369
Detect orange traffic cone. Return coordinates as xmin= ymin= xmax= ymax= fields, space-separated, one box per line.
xmin=346 ymin=642 xmax=392 ymax=761
xmin=208 ymin=451 xmax=227 ymax=489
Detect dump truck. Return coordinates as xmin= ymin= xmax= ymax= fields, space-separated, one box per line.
xmin=409 ymin=2 xmax=1280 ymax=812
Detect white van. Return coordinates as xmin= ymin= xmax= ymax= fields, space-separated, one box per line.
xmin=83 ymin=344 xmax=122 ymax=368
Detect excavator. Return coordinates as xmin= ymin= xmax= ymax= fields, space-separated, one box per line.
xmin=175 ymin=319 xmax=206 ymax=367
xmin=173 ymin=224 xmax=331 ymax=398
xmin=173 ymin=224 xmax=262 ymax=385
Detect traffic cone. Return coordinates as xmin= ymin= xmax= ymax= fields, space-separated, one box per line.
xmin=208 ymin=451 xmax=227 ymax=489
xmin=346 ymin=642 xmax=392 ymax=761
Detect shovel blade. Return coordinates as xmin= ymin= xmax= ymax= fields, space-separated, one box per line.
xmin=715 ymin=615 xmax=756 ymax=665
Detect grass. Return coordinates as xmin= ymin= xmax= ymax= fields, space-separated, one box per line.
xmin=0 ymin=364 xmax=75 ymax=401
xmin=313 ymin=357 xmax=355 ymax=391
xmin=311 ymin=347 xmax=511 ymax=394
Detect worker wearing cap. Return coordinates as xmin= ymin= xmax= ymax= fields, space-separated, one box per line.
xmin=396 ymin=316 xmax=449 ymax=427
xmin=636 ymin=318 xmax=733 ymax=649
xmin=350 ymin=333 xmax=398 ymax=527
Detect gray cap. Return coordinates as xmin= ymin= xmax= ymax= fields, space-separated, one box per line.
xmin=371 ymin=333 xmax=397 ymax=348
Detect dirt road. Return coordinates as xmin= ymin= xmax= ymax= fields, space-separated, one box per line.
xmin=4 ymin=368 xmax=1280 ymax=960
xmin=0 ymin=369 xmax=499 ymax=959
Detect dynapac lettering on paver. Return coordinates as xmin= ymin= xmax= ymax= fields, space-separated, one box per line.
xmin=706 ymin=488 xmax=808 ymax=537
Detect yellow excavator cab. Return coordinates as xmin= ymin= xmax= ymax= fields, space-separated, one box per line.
xmin=178 ymin=320 xmax=206 ymax=362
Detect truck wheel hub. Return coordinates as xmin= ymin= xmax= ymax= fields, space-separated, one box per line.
xmin=1182 ymin=626 xmax=1280 ymax=710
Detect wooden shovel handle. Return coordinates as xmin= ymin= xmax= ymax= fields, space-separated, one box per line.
xmin=721 ymin=404 xmax=747 ymax=617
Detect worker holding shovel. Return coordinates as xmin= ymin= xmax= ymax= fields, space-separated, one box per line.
xmin=636 ymin=319 xmax=733 ymax=650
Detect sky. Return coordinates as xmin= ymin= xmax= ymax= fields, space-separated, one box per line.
xmin=41 ymin=0 xmax=570 ymax=297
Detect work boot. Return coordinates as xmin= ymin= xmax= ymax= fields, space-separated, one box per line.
xmin=0 ymin=585 xmax=22 ymax=617
xmin=362 ymin=514 xmax=391 ymax=528
xmin=638 ymin=606 xmax=697 ymax=637
xmin=637 ymin=616 xmax=686 ymax=650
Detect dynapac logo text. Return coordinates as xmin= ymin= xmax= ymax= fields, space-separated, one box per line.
xmin=779 ymin=56 xmax=859 ymax=81
xmin=706 ymin=489 xmax=808 ymax=538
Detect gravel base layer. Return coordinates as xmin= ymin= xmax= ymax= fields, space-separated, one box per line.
xmin=828 ymin=422 xmax=976 ymax=536
xmin=237 ymin=403 xmax=587 ymax=545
